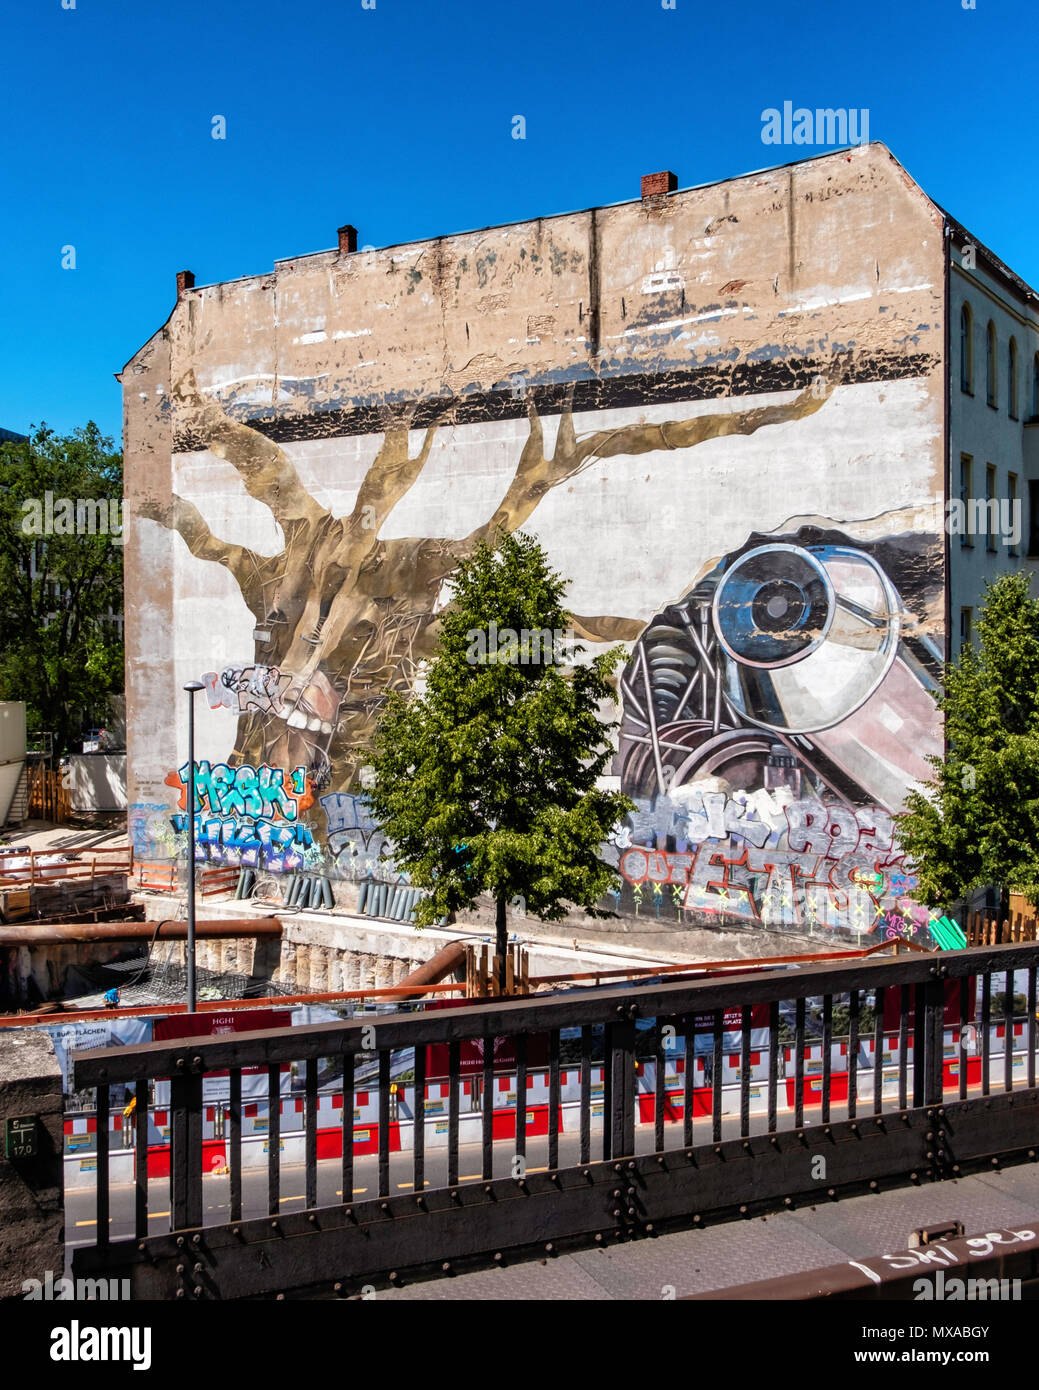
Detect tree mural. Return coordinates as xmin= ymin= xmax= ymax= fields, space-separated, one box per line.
xmin=140 ymin=366 xmax=843 ymax=793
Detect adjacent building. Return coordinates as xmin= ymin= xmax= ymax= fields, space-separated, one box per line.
xmin=120 ymin=142 xmax=1039 ymax=943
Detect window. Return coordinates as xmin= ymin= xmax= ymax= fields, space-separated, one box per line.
xmin=986 ymin=464 xmax=997 ymax=551
xmin=1008 ymin=472 xmax=1019 ymax=556
xmin=960 ymin=608 xmax=972 ymax=652
xmin=1033 ymin=352 xmax=1039 ymax=419
xmin=960 ymin=455 xmax=973 ymax=548
xmin=960 ymin=304 xmax=973 ymax=394
xmin=986 ymin=322 xmax=997 ymax=407
xmin=1009 ymin=337 xmax=1019 ymax=418
xmin=1029 ymin=481 xmax=1039 ymax=558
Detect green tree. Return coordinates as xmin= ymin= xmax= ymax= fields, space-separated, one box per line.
xmin=364 ymin=532 xmax=635 ymax=982
xmin=897 ymin=572 xmax=1039 ymax=909
xmin=0 ymin=423 xmax=123 ymax=755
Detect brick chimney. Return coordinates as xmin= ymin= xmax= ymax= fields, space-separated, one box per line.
xmin=176 ymin=269 xmax=196 ymax=297
xmin=641 ymin=171 xmax=677 ymax=198
xmin=337 ymin=224 xmax=358 ymax=255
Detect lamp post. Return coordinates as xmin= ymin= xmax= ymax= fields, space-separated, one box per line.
xmin=183 ymin=681 xmax=205 ymax=1013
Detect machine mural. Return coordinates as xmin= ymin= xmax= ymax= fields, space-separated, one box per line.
xmin=608 ymin=527 xmax=944 ymax=937
xmin=148 ymin=366 xmax=944 ymax=940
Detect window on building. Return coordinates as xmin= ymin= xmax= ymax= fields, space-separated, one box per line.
xmin=1009 ymin=337 xmax=1019 ymax=418
xmin=1009 ymin=472 xmax=1019 ymax=556
xmin=986 ymin=464 xmax=997 ymax=551
xmin=1033 ymin=352 xmax=1039 ymax=419
xmin=960 ymin=455 xmax=973 ymax=548
xmin=1030 ymin=481 xmax=1039 ymax=558
xmin=986 ymin=322 xmax=998 ymax=407
xmin=960 ymin=607 xmax=972 ymax=652
xmin=960 ymin=304 xmax=973 ymax=394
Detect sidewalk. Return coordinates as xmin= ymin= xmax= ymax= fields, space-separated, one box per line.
xmin=2 ymin=815 xmax=127 ymax=854
xmin=378 ymin=1164 xmax=1039 ymax=1300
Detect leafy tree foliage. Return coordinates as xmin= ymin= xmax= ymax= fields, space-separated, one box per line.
xmin=364 ymin=532 xmax=634 ymax=964
xmin=897 ymin=572 xmax=1039 ymax=908
xmin=0 ymin=423 xmax=123 ymax=755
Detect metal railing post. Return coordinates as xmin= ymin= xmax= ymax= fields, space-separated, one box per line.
xmin=606 ymin=1016 xmax=636 ymax=1160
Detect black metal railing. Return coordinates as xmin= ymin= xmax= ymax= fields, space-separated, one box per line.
xmin=70 ymin=942 xmax=1039 ymax=1299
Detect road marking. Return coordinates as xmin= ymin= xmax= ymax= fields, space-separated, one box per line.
xmin=75 ymin=1209 xmax=171 ymax=1228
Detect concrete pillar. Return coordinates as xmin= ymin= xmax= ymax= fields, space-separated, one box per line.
xmin=0 ymin=1030 xmax=64 ymax=1297
xmin=362 ymin=955 xmax=377 ymax=991
xmin=294 ymin=943 xmax=311 ymax=994
xmin=329 ymin=954 xmax=346 ymax=993
xmin=314 ymin=950 xmax=331 ymax=995
xmin=278 ymin=940 xmax=297 ymax=990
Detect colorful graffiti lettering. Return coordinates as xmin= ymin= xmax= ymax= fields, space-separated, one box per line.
xmin=166 ymin=763 xmax=315 ymax=872
xmin=203 ymin=666 xmax=289 ymax=718
xmin=619 ymin=795 xmax=911 ymax=937
xmin=318 ymin=792 xmax=397 ymax=879
xmin=127 ymin=802 xmax=168 ymax=858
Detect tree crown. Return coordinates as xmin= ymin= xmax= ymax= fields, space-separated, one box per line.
xmin=363 ymin=531 xmax=634 ymax=925
xmin=0 ymin=423 xmax=123 ymax=753
xmin=897 ymin=571 xmax=1039 ymax=907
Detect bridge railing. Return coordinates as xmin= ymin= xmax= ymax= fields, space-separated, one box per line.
xmin=70 ymin=942 xmax=1039 ymax=1299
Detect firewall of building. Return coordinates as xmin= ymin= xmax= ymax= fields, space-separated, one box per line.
xmin=119 ymin=143 xmax=1039 ymax=944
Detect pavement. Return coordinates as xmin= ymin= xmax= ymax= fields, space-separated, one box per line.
xmin=2 ymin=814 xmax=127 ymax=854
xmin=374 ymin=1163 xmax=1039 ymax=1300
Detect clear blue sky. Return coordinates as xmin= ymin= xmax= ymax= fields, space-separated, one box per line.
xmin=1 ymin=0 xmax=1035 ymax=443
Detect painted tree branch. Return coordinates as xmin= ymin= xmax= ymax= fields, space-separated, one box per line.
xmin=137 ymin=495 xmax=268 ymax=604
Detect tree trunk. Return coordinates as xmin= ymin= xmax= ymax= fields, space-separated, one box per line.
xmin=495 ymin=893 xmax=507 ymax=995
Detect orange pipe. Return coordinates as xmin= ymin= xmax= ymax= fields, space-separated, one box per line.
xmin=0 ymin=917 xmax=282 ymax=945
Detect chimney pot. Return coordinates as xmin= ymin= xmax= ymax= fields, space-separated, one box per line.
xmin=641 ymin=171 xmax=678 ymax=198
xmin=337 ymin=224 xmax=358 ymax=255
xmin=176 ymin=269 xmax=196 ymax=296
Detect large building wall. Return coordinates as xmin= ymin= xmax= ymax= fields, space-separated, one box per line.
xmin=122 ymin=142 xmax=948 ymax=943
xmin=948 ymin=244 xmax=1039 ymax=653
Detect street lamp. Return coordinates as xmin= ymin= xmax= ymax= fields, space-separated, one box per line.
xmin=183 ymin=681 xmax=205 ymax=1013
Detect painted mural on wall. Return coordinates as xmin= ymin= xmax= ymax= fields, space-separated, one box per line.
xmin=146 ymin=365 xmax=944 ymax=936
xmin=143 ymin=369 xmax=842 ymax=793
xmin=604 ymin=525 xmax=944 ymax=938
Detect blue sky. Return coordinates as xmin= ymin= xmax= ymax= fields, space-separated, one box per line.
xmin=1 ymin=0 xmax=1034 ymax=442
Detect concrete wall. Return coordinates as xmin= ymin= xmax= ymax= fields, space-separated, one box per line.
xmin=69 ymin=753 xmax=127 ymax=812
xmin=0 ymin=1030 xmax=64 ymax=1299
xmin=123 ymin=142 xmax=950 ymax=945
xmin=0 ymin=703 xmax=26 ymax=827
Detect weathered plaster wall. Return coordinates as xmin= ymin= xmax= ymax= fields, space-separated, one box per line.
xmin=123 ymin=142 xmax=948 ymax=946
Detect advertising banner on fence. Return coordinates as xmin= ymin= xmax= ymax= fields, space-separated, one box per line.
xmin=423 ymin=999 xmax=549 ymax=1079
xmin=43 ymin=1017 xmax=155 ymax=1095
xmin=153 ymin=1009 xmax=294 ymax=1103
